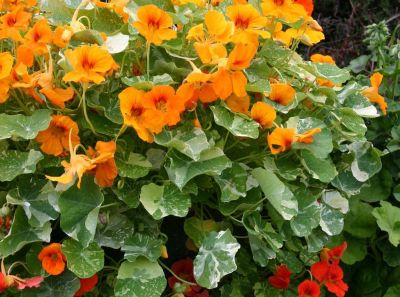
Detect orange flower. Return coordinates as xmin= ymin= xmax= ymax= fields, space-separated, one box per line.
xmin=0 ymin=80 xmax=10 ymax=103
xmin=87 ymin=141 xmax=118 ymax=187
xmin=226 ymin=4 xmax=269 ymax=45
xmin=186 ymin=10 xmax=233 ymax=64
xmin=310 ymin=53 xmax=335 ymax=64
xmin=362 ymin=72 xmax=387 ymax=115
xmin=119 ymin=86 xmax=156 ymax=143
xmin=133 ymin=4 xmax=177 ymax=45
xmin=177 ymin=64 xmax=218 ymax=107
xmin=143 ymin=85 xmax=185 ymax=130
xmin=0 ymin=8 xmax=32 ymax=41
xmin=38 ymin=56 xmax=75 ymax=108
xmin=93 ymin=0 xmax=129 ymax=22
xmin=310 ymin=53 xmax=336 ymax=87
xmin=53 ymin=26 xmax=73 ymax=48
xmin=46 ymin=137 xmax=96 ymax=189
xmin=268 ymin=127 xmax=295 ymax=154
xmin=212 ymin=43 xmax=257 ymax=99
xmin=294 ymin=0 xmax=314 ymax=16
xmin=63 ymin=45 xmax=118 ymax=84
xmin=269 ymin=83 xmax=296 ymax=105
xmin=268 ymin=127 xmax=321 ymax=154
xmin=0 ymin=52 xmax=14 ymax=80
xmin=261 ymin=0 xmax=308 ymax=23
xmin=38 ymin=243 xmax=66 ymax=276
xmin=36 ymin=115 xmax=80 ymax=156
xmin=23 ymin=18 xmax=53 ymax=56
xmin=74 ymin=274 xmax=98 ymax=297
xmin=251 ymin=101 xmax=276 ymax=129
xmin=226 ymin=94 xmax=250 ymax=114
xmin=296 ymin=127 xmax=321 ymax=143
xmin=1 ymin=0 xmax=36 ymax=10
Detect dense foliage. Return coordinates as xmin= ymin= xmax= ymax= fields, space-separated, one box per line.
xmin=0 ymin=0 xmax=395 ymax=296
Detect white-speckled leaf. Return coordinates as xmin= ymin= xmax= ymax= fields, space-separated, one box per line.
xmin=194 ymin=230 xmax=240 ymax=289
xmin=62 ymin=239 xmax=104 ymax=278
xmin=115 ymin=259 xmax=166 ymax=297
xmin=140 ymin=183 xmax=191 ymax=220
xmin=348 ymin=141 xmax=382 ymax=182
xmin=122 ymin=233 xmax=163 ymax=262
xmin=0 ymin=150 xmax=43 ymax=182
xmin=116 ymin=153 xmax=152 ymax=180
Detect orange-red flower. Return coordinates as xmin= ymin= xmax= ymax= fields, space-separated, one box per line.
xmin=362 ymin=72 xmax=387 ymax=115
xmin=294 ymin=0 xmax=314 ymax=16
xmin=261 ymin=0 xmax=308 ymax=23
xmin=38 ymin=243 xmax=66 ymax=276
xmin=226 ymin=4 xmax=269 ymax=45
xmin=177 ymin=65 xmax=218 ymax=108
xmin=298 ymin=280 xmax=320 ymax=297
xmin=1 ymin=0 xmax=37 ymax=10
xmin=268 ymin=127 xmax=321 ymax=154
xmin=87 ymin=141 xmax=118 ymax=187
xmin=251 ymin=101 xmax=276 ymax=129
xmin=133 ymin=4 xmax=177 ymax=45
xmin=311 ymin=262 xmax=348 ymax=297
xmin=0 ymin=260 xmax=43 ymax=293
xmin=143 ymin=85 xmax=185 ymax=130
xmin=63 ymin=45 xmax=118 ymax=84
xmin=0 ymin=8 xmax=32 ymax=41
xmin=268 ymin=264 xmax=291 ymax=289
xmin=74 ymin=274 xmax=98 ymax=297
xmin=310 ymin=54 xmax=335 ymax=64
xmin=36 ymin=115 xmax=80 ymax=156
xmin=119 ymin=86 xmax=156 ymax=143
xmin=268 ymin=83 xmax=296 ymax=105
xmin=226 ymin=94 xmax=250 ymax=114
xmin=268 ymin=127 xmax=295 ymax=154
xmin=211 ymin=43 xmax=257 ymax=99
xmin=23 ymin=18 xmax=53 ymax=57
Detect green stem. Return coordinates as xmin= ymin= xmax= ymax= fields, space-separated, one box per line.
xmin=146 ymin=42 xmax=151 ymax=80
xmin=115 ymin=124 xmax=128 ymax=141
xmin=7 ymin=261 xmax=30 ymax=275
xmin=81 ymin=83 xmax=99 ymax=136
xmin=14 ymin=91 xmax=31 ymax=115
xmin=100 ymin=202 xmax=120 ymax=209
xmin=158 ymin=260 xmax=198 ymax=287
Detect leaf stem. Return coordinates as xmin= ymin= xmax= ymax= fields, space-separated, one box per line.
xmin=158 ymin=260 xmax=198 ymax=287
xmin=81 ymin=83 xmax=99 ymax=136
xmin=146 ymin=41 xmax=151 ymax=80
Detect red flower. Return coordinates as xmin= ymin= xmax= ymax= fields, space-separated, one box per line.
xmin=74 ymin=274 xmax=98 ymax=296
xmin=0 ymin=272 xmax=8 ymax=293
xmin=268 ymin=264 xmax=291 ymax=289
xmin=15 ymin=276 xmax=44 ymax=290
xmin=320 ymin=242 xmax=347 ymax=264
xmin=167 ymin=258 xmax=208 ymax=297
xmin=298 ymin=280 xmax=320 ymax=297
xmin=311 ymin=261 xmax=348 ymax=297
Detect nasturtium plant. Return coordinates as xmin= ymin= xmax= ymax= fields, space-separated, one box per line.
xmin=0 ymin=0 xmax=392 ymax=296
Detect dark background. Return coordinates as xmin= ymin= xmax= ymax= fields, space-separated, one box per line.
xmin=310 ymin=0 xmax=400 ymax=66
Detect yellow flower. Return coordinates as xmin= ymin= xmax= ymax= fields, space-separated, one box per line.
xmin=284 ymin=17 xmax=324 ymax=46
xmin=261 ymin=0 xmax=307 ymax=23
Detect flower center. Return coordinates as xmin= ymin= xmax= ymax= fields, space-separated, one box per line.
xmin=81 ymin=55 xmax=96 ymax=70
xmin=130 ymin=105 xmax=144 ymax=117
xmin=155 ymin=96 xmax=167 ymax=112
xmin=235 ymin=17 xmax=250 ymax=30
xmin=274 ymin=0 xmax=285 ymax=5
xmin=6 ymin=16 xmax=16 ymax=27
xmin=148 ymin=17 xmax=160 ymax=30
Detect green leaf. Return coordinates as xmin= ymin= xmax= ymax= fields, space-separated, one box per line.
xmin=122 ymin=233 xmax=163 ymax=262
xmin=384 ymin=285 xmax=400 ymax=297
xmin=6 ymin=178 xmax=59 ymax=227
xmin=301 ymin=62 xmax=351 ymax=84
xmin=62 ymin=239 xmax=104 ymax=278
xmin=322 ymin=190 xmax=349 ymax=214
xmin=0 ymin=150 xmax=43 ymax=182
xmin=21 ymin=271 xmax=80 ymax=297
xmin=218 ymin=188 xmax=262 ymax=216
xmin=211 ymin=105 xmax=259 ymax=139
xmin=0 ymin=208 xmax=51 ymax=257
xmin=252 ymin=168 xmax=298 ymax=220
xmin=246 ymin=79 xmax=271 ymax=93
xmin=344 ymin=199 xmax=376 ymax=238
xmin=0 ymin=109 xmax=52 ymax=140
xmin=352 ymin=170 xmax=392 ymax=202
xmin=290 ymin=191 xmax=320 ymax=237
xmin=116 ymin=153 xmax=152 ymax=180
xmin=194 ymin=230 xmax=240 ymax=289
xmin=140 ymin=183 xmax=191 ymax=220
xmin=215 ymin=162 xmax=248 ymax=202
xmin=115 ymin=259 xmax=166 ymax=297
xmin=248 ymin=234 xmax=276 ymax=266
xmin=301 ymin=150 xmax=337 ymax=183
xmin=165 ymin=147 xmax=232 ymax=190
xmin=331 ymin=169 xmax=364 ymax=195
xmin=333 ymin=108 xmax=368 ymax=136
xmin=348 ymin=141 xmax=382 ymax=182
xmin=59 ymin=177 xmax=104 ymax=248
xmin=253 ymin=281 xmax=296 ymax=297
xmin=379 ymin=240 xmax=400 ymax=267
xmin=184 ymin=217 xmax=220 ymax=248
xmin=291 ymin=117 xmax=333 ymax=158
xmin=319 ymin=204 xmax=344 ymax=236
xmin=95 ymin=213 xmax=135 ymax=249
xmin=372 ymin=201 xmax=400 ymax=247
xmin=340 ymin=235 xmax=368 ymax=265
xmin=155 ymin=127 xmax=211 ymax=161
